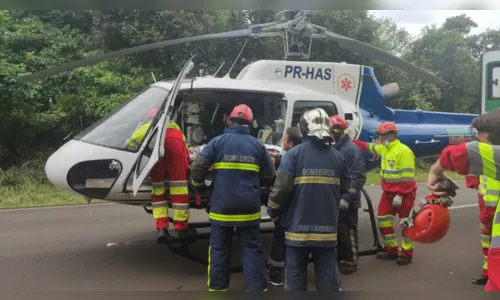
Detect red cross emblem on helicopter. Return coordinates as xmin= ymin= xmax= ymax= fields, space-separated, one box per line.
xmin=336 ymin=73 xmax=355 ymax=92
xmin=341 ymin=78 xmax=352 ymax=91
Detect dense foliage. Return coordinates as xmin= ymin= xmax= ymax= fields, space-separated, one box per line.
xmin=1 ymin=10 xmax=499 ymax=168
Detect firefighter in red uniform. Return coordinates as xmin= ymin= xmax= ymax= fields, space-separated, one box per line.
xmin=352 ymin=122 xmax=417 ymax=265
xmin=427 ymin=108 xmax=500 ymax=292
xmin=464 ymin=174 xmax=489 ymax=285
xmin=125 ymin=108 xmax=191 ymax=242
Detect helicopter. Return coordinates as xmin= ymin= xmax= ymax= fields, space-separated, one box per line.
xmin=18 ymin=10 xmax=479 ymax=268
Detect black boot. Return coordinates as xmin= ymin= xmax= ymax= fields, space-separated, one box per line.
xmin=396 ymin=256 xmax=412 ymax=265
xmin=472 ymin=275 xmax=488 ymax=285
xmin=338 ymin=260 xmax=358 ymax=275
xmin=156 ymin=228 xmax=169 ymax=244
xmin=376 ymin=251 xmax=399 ymax=260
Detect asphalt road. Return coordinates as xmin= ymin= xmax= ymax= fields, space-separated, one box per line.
xmin=0 ymin=181 xmax=488 ymax=291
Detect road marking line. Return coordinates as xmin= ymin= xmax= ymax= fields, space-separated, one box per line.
xmin=448 ymin=204 xmax=478 ymax=210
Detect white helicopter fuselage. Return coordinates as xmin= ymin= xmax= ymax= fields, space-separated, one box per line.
xmin=44 ymin=59 xmax=367 ymax=206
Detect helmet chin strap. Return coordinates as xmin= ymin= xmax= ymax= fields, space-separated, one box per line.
xmin=332 ymin=130 xmax=342 ymax=142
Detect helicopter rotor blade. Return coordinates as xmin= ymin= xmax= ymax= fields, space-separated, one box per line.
xmin=313 ymin=30 xmax=449 ymax=87
xmin=16 ymin=28 xmax=260 ymax=83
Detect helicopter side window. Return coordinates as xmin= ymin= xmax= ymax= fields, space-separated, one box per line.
xmin=74 ymin=86 xmax=170 ymax=152
xmin=488 ymin=63 xmax=500 ymax=100
xmin=291 ymin=100 xmax=338 ymax=126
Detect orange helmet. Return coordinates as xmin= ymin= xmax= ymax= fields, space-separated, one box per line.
xmin=377 ymin=122 xmax=398 ymax=135
xmin=228 ymin=104 xmax=253 ymax=124
xmin=402 ymin=204 xmax=451 ymax=244
xmin=399 ymin=180 xmax=457 ymax=244
xmin=329 ymin=115 xmax=348 ymax=130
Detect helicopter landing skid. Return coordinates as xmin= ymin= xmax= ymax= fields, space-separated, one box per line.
xmin=147 ymin=187 xmax=383 ymax=273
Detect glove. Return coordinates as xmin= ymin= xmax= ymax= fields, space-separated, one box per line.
xmin=340 ymin=199 xmax=349 ymax=211
xmin=392 ymin=195 xmax=402 ymax=208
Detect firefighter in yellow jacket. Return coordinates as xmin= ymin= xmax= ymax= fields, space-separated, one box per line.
xmin=126 ymin=108 xmax=191 ymax=242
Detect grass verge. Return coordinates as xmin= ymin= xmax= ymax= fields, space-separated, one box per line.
xmin=0 ymin=159 xmax=465 ymax=209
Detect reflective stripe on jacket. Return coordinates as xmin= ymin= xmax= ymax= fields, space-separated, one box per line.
xmin=480 ymin=175 xmax=500 ymax=208
xmin=353 ymin=139 xmax=416 ymax=195
xmin=478 ymin=175 xmax=500 ymax=226
xmin=190 ymin=126 xmax=275 ymax=226
xmin=267 ymin=139 xmax=352 ymax=248
xmin=440 ymin=142 xmax=500 ymax=180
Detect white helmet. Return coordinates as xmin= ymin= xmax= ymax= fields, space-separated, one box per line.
xmin=298 ymin=108 xmax=332 ymax=141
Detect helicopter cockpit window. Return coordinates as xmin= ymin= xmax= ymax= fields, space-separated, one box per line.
xmin=291 ymin=100 xmax=338 ymax=126
xmin=74 ymin=86 xmax=170 ymax=152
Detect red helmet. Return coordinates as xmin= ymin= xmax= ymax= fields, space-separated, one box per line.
xmin=400 ymin=179 xmax=456 ymax=244
xmin=228 ymin=104 xmax=253 ymax=123
xmin=402 ymin=203 xmax=451 ymax=244
xmin=377 ymin=122 xmax=398 ymax=135
xmin=329 ymin=115 xmax=348 ymax=130
xmin=145 ymin=108 xmax=159 ymax=121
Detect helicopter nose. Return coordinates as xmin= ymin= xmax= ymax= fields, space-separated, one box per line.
xmin=44 ymin=147 xmax=73 ymax=194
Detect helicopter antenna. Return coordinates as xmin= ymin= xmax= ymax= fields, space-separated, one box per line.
xmin=151 ymin=72 xmax=157 ymax=83
xmin=223 ymin=39 xmax=249 ymax=78
xmin=213 ymin=62 xmax=225 ymax=77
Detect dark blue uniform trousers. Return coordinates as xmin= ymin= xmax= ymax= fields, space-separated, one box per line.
xmin=208 ymin=223 xmax=267 ymax=291
xmin=285 ymin=246 xmax=341 ymax=291
xmin=267 ymin=220 xmax=286 ymax=281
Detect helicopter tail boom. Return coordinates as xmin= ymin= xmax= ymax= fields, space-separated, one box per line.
xmin=357 ymin=65 xmax=478 ymax=168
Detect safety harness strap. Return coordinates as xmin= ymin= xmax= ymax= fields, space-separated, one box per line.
xmin=399 ymin=196 xmax=454 ymax=229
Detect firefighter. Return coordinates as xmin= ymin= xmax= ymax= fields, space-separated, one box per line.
xmin=476 ymin=174 xmax=499 ymax=285
xmin=190 ymin=104 xmax=275 ymax=292
xmin=267 ymin=108 xmax=354 ymax=291
xmin=329 ymin=115 xmax=367 ymax=275
xmin=427 ymin=108 xmax=500 ymax=292
xmin=464 ymin=174 xmax=493 ymax=285
xmin=125 ymin=107 xmax=191 ymax=242
xmin=266 ymin=126 xmax=302 ymax=287
xmin=352 ymin=122 xmax=417 ymax=265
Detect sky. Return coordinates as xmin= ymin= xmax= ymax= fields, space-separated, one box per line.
xmin=370 ymin=10 xmax=500 ymax=37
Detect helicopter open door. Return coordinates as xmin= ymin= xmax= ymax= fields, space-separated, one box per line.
xmin=131 ymin=56 xmax=195 ymax=196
